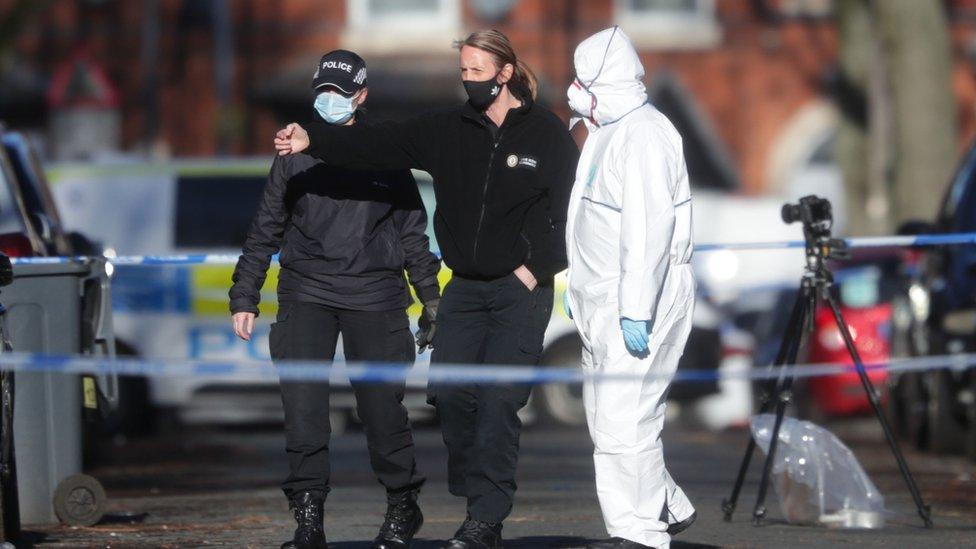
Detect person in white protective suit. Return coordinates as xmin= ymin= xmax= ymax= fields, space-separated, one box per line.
xmin=563 ymin=27 xmax=697 ymax=549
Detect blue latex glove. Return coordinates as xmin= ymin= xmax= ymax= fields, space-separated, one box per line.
xmin=620 ymin=318 xmax=649 ymax=354
xmin=563 ymin=292 xmax=573 ymax=319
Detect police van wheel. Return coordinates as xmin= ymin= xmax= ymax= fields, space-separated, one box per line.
xmin=111 ymin=342 xmax=155 ymax=437
xmin=534 ymin=337 xmax=587 ymax=427
xmin=53 ymin=474 xmax=107 ymax=527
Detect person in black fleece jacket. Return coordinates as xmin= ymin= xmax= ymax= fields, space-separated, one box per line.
xmin=274 ymin=31 xmax=579 ymax=549
xmin=233 ymin=50 xmax=438 ymax=549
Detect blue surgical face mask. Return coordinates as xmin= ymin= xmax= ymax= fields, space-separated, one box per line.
xmin=314 ymin=91 xmax=356 ymax=124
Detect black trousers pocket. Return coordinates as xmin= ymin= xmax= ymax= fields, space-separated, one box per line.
xmin=383 ymin=309 xmax=415 ymax=364
xmin=268 ymin=303 xmax=292 ymax=360
xmin=517 ymin=286 xmax=553 ymax=357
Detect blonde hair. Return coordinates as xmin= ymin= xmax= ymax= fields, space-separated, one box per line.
xmin=454 ymin=29 xmax=538 ymax=101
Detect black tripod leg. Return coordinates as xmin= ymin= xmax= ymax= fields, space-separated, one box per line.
xmin=824 ymin=293 xmax=934 ymax=528
xmin=723 ymin=286 xmax=808 ymax=522
xmin=751 ymin=379 xmax=794 ymax=525
xmin=752 ymin=284 xmax=815 ymax=525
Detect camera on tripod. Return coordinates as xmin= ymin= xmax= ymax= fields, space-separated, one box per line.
xmin=781 ymin=195 xmax=832 ymax=237
xmin=781 ymin=195 xmax=847 ymax=260
xmin=721 ymin=194 xmax=932 ymax=529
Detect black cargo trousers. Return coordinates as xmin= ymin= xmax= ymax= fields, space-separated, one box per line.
xmin=270 ymin=301 xmax=425 ymax=500
xmin=428 ymin=273 xmax=554 ymax=523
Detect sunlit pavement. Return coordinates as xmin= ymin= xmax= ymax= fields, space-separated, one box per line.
xmin=21 ymin=418 xmax=976 ymax=548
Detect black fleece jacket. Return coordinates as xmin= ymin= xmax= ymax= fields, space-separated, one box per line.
xmin=301 ymin=99 xmax=579 ymax=282
xmin=229 ymin=153 xmax=441 ymax=315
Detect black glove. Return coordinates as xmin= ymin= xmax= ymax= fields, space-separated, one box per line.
xmin=416 ymin=298 xmax=439 ymax=353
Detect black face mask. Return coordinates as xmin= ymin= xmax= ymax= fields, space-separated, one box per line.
xmin=463 ymin=74 xmax=502 ymax=111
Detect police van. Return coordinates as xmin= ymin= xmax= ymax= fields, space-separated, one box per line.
xmin=49 ymin=158 xmax=781 ymax=430
xmin=47 ymin=160 xmax=597 ymax=428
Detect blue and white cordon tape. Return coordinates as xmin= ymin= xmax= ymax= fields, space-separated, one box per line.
xmin=12 ymin=254 xmax=243 ymax=266
xmin=0 ymin=351 xmax=974 ymax=384
xmin=10 ymin=232 xmax=976 ymax=266
xmin=693 ymin=232 xmax=976 ymax=251
xmin=6 ymin=231 xmax=976 ymax=383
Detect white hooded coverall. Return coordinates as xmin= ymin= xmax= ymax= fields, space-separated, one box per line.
xmin=565 ymin=28 xmax=696 ymax=549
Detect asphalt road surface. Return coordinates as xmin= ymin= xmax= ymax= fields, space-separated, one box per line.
xmin=21 ymin=416 xmax=976 ymax=548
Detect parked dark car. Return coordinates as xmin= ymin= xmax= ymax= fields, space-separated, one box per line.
xmin=1 ymin=130 xmax=100 ymax=257
xmin=887 ymin=141 xmax=976 ymax=460
xmin=0 ymin=126 xmax=129 ymax=439
xmin=0 ymin=130 xmax=46 ymax=258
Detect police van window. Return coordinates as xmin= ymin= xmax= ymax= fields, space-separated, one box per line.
xmin=174 ymin=175 xmax=265 ymax=249
xmin=0 ymin=151 xmax=28 ymax=235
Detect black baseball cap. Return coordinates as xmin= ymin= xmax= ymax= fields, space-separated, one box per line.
xmin=311 ymin=50 xmax=368 ymax=94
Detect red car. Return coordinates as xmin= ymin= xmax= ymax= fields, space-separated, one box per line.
xmin=796 ymin=253 xmax=909 ymax=417
xmin=807 ymin=301 xmax=891 ymax=416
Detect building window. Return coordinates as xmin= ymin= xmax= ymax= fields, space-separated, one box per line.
xmin=627 ymin=0 xmax=707 ymax=15
xmin=349 ymin=0 xmax=458 ymax=28
xmin=615 ymin=0 xmax=721 ymax=50
xmin=344 ymin=0 xmax=461 ymax=53
xmin=779 ymin=0 xmax=833 ymax=19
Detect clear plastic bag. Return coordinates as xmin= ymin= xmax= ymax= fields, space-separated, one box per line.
xmin=750 ymin=414 xmax=886 ymax=528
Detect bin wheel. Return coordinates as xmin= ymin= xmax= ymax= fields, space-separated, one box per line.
xmin=53 ymin=474 xmax=106 ymax=527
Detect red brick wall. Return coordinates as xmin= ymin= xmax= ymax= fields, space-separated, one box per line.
xmin=4 ymin=0 xmax=976 ymax=192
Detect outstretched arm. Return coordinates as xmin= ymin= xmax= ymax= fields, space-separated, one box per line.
xmin=274 ymin=114 xmax=440 ymax=172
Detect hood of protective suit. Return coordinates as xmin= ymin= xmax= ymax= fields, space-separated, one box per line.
xmin=570 ymin=27 xmax=648 ymax=127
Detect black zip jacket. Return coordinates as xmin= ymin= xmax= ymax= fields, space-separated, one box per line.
xmin=229 ymin=153 xmax=441 ymax=315
xmin=302 ymin=99 xmax=579 ymax=282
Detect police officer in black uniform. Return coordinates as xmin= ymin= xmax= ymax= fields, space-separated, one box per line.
xmin=231 ymin=50 xmax=440 ymax=549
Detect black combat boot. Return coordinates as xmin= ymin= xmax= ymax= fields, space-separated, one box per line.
xmin=372 ymin=489 xmax=424 ymax=549
xmin=444 ymin=518 xmax=502 ymax=548
xmin=281 ymin=491 xmax=327 ymax=549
